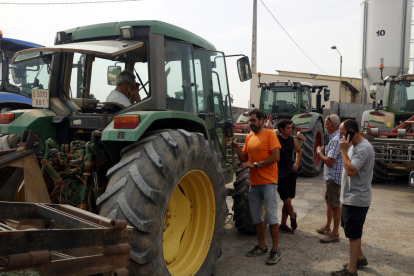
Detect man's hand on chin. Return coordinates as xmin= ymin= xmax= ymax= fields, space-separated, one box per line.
xmin=129 ymin=91 xmax=141 ymax=104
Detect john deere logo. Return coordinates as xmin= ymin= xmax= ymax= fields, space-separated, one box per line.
xmin=369 ymin=119 xmax=385 ymax=125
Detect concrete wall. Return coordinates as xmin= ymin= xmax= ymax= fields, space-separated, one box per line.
xmin=250 ymin=72 xmax=371 ymax=110
xmin=330 ymin=101 xmax=373 ymax=128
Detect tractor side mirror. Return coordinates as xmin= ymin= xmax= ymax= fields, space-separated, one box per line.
xmin=107 ymin=66 xmax=122 ymax=85
xmin=369 ymin=85 xmax=377 ymax=100
xmin=324 ymin=88 xmax=330 ymax=102
xmin=409 ymin=171 xmax=414 ymax=189
xmin=237 ymin=56 xmax=252 ymax=82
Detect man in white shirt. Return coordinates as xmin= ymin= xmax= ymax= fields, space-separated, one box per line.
xmin=106 ymin=70 xmax=141 ymax=107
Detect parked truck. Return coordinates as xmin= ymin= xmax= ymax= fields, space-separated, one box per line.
xmin=0 ymin=20 xmax=252 ymax=275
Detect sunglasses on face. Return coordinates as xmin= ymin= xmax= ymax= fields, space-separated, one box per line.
xmin=327 ymin=115 xmax=333 ymax=125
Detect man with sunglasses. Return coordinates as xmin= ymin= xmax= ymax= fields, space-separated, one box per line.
xmin=316 ymin=114 xmax=343 ymax=243
xmin=106 ymin=70 xmax=141 ymax=107
xmin=233 ymin=108 xmax=282 ymax=265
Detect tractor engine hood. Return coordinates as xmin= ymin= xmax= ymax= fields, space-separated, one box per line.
xmin=361 ymin=110 xmax=395 ymax=132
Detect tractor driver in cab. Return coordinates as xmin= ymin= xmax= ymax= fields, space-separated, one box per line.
xmin=106 ymin=70 xmax=141 ymax=107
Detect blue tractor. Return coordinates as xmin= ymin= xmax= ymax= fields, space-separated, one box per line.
xmin=0 ymin=31 xmax=45 ymax=113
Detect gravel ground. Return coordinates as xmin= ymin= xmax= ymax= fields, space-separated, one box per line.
xmin=216 ymin=175 xmax=414 ymax=276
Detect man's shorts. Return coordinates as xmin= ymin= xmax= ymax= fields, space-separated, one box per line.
xmin=248 ymin=183 xmax=278 ymax=225
xmin=277 ymin=172 xmax=297 ymax=201
xmin=341 ymin=204 xmax=369 ymax=239
xmin=325 ymin=180 xmax=341 ymax=208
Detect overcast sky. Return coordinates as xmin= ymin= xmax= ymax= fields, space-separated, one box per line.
xmin=0 ymin=0 xmax=388 ymax=107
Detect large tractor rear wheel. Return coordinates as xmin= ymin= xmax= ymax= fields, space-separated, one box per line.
xmin=98 ymin=130 xmax=226 ymax=276
xmin=301 ymin=120 xmax=324 ymax=176
xmin=232 ymin=167 xmax=255 ymax=234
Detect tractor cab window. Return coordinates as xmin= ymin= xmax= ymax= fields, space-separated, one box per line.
xmin=69 ymin=48 xmax=149 ymax=104
xmin=193 ymin=49 xmax=232 ymax=122
xmin=260 ymin=87 xmax=299 ymax=114
xmin=7 ymin=56 xmax=50 ymax=98
xmin=390 ymin=81 xmax=414 ymax=112
xmin=164 ymin=40 xmax=197 ymax=114
xmin=301 ymin=86 xmax=312 ymax=112
xmin=211 ymin=53 xmax=231 ymax=121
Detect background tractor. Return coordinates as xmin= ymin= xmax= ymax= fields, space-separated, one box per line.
xmin=0 ymin=33 xmax=46 ymax=152
xmin=362 ymin=74 xmax=414 ymax=182
xmin=232 ymin=76 xmax=330 ymax=234
xmin=0 ymin=20 xmax=251 ymax=276
xmin=0 ymin=32 xmax=45 ymax=113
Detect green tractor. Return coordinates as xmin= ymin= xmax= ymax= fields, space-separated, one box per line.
xmin=256 ymin=75 xmax=330 ymax=176
xmin=362 ymin=74 xmax=414 ymax=182
xmin=0 ymin=20 xmax=251 ymax=275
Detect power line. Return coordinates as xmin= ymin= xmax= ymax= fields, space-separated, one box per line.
xmin=259 ymin=0 xmax=328 ymax=75
xmin=0 ymin=0 xmax=142 ymax=4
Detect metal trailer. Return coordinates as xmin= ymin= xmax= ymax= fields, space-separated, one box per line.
xmin=0 ymin=202 xmax=133 ymax=276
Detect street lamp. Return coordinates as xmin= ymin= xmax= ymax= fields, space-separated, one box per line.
xmin=331 ymin=45 xmax=342 ymax=102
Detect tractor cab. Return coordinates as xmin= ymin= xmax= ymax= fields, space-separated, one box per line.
xmin=258 ymin=79 xmax=330 ymax=118
xmin=259 ymin=81 xmax=312 ymax=117
xmin=364 ymin=74 xmax=414 ymax=132
xmin=0 ymin=33 xmax=46 ymax=112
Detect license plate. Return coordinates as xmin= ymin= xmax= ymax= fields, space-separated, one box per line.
xmin=32 ymin=89 xmax=49 ymax=108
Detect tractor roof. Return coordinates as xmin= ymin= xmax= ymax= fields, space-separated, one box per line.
xmin=1 ymin=38 xmax=42 ymax=52
xmin=64 ymin=20 xmax=216 ymax=51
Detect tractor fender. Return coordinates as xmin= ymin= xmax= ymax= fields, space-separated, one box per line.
xmin=0 ymin=92 xmax=32 ymax=113
xmin=292 ymin=112 xmax=323 ymax=134
xmin=0 ymin=109 xmax=57 ymax=143
xmin=101 ymin=111 xmax=210 ymax=164
xmin=361 ymin=109 xmax=395 ymax=132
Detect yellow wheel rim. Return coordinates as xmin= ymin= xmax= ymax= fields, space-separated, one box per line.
xmin=163 ymin=169 xmax=216 ymax=276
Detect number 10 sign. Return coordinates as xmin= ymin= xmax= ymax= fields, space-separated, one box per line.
xmin=32 ymin=89 xmax=50 ymax=108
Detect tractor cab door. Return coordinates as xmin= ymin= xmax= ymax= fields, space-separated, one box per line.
xmin=193 ymin=49 xmax=233 ymax=173
xmin=301 ymin=86 xmax=312 ymax=113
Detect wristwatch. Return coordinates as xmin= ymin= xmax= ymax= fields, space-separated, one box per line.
xmin=254 ymin=162 xmax=258 ymax=168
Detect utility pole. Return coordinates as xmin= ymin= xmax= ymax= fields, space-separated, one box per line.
xmin=251 ymin=0 xmax=257 ymax=74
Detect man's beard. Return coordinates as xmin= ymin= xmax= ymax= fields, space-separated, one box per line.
xmin=250 ymin=125 xmax=260 ymax=132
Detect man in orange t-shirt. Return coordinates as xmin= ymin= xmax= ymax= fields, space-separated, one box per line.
xmin=234 ymin=108 xmax=282 ymax=265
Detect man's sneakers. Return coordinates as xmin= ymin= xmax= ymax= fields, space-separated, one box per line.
xmin=290 ymin=212 xmax=298 ymax=230
xmin=279 ymin=224 xmax=295 ymax=233
xmin=343 ymin=256 xmax=368 ymax=268
xmin=330 ymin=268 xmax=358 ymax=276
xmin=246 ymin=246 xmax=282 ymax=265
xmin=266 ymin=248 xmax=282 ymax=265
xmin=320 ymin=233 xmax=340 ymax=243
xmin=246 ymin=245 xmax=268 ymax=257
xmin=316 ymin=226 xmax=331 ymax=235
